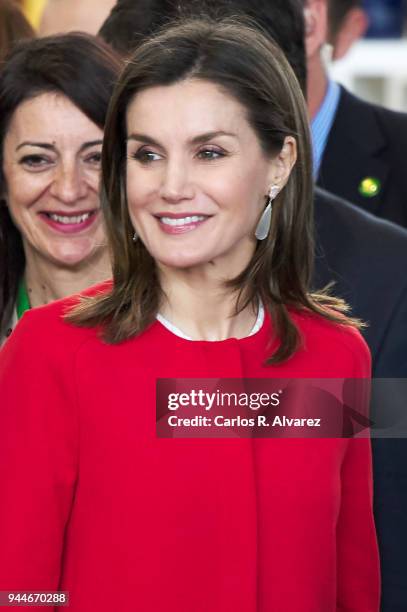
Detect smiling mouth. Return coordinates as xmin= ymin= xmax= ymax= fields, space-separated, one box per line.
xmin=155 ymin=214 xmax=211 ymax=235
xmin=159 ymin=215 xmax=208 ymax=227
xmin=39 ymin=209 xmax=99 ymax=234
xmin=43 ymin=211 xmax=97 ymax=225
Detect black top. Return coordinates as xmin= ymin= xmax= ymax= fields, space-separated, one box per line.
xmin=313 ymin=186 xmax=407 ymax=611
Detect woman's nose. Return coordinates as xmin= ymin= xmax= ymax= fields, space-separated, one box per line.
xmin=158 ymin=160 xmax=195 ymax=203
xmin=50 ymin=163 xmax=87 ymax=204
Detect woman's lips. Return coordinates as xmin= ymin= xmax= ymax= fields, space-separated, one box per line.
xmin=39 ymin=210 xmax=99 ymax=234
xmin=155 ymin=214 xmax=211 ymax=235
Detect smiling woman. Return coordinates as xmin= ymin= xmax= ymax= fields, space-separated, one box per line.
xmin=124 ymin=79 xmax=296 ymax=274
xmin=0 ymin=32 xmax=122 ymax=343
xmin=0 ymin=17 xmax=379 ymax=612
xmin=4 ymin=94 xmax=104 ymax=260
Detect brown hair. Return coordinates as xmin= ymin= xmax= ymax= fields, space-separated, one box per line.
xmin=69 ymin=17 xmax=356 ymax=363
xmin=0 ymin=0 xmax=34 ymax=64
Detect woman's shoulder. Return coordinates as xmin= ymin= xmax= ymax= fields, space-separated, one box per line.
xmin=288 ymin=308 xmax=371 ymax=377
xmin=1 ymin=280 xmax=112 ymax=360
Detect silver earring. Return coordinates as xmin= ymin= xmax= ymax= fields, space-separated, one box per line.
xmin=132 ymin=231 xmax=138 ymax=243
xmin=255 ymin=186 xmax=279 ymax=240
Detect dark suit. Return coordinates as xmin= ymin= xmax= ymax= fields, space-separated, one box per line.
xmin=317 ymin=86 xmax=407 ymax=229
xmin=314 ymin=187 xmax=407 ymax=611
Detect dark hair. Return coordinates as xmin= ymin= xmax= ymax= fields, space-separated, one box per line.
xmin=0 ymin=0 xmax=34 ymax=64
xmin=100 ymin=0 xmax=177 ymax=58
xmin=99 ymin=0 xmax=306 ymax=92
xmin=0 ymin=32 xmax=122 ymax=339
xmin=328 ymin=0 xmax=362 ymax=42
xmin=70 ymin=17 xmax=352 ymax=363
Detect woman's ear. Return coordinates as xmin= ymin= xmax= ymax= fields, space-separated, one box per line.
xmin=268 ymin=136 xmax=297 ymax=191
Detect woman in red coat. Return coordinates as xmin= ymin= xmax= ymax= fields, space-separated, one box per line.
xmin=0 ymin=17 xmax=380 ymax=611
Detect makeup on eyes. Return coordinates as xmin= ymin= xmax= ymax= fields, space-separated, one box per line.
xmin=128 ymin=145 xmax=229 ymax=164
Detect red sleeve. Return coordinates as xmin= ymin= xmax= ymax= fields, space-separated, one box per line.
xmin=336 ymin=331 xmax=381 ymax=610
xmin=0 ymin=311 xmax=78 ymax=606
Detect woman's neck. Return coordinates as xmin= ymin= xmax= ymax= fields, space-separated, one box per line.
xmin=23 ymin=249 xmax=111 ymax=308
xmin=159 ymin=266 xmax=258 ymax=341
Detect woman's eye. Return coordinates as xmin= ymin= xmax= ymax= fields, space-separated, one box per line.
xmin=19 ymin=154 xmax=51 ymax=169
xmin=131 ymin=150 xmax=162 ymax=164
xmin=85 ymin=151 xmax=102 ymax=165
xmin=197 ymin=148 xmax=225 ymax=160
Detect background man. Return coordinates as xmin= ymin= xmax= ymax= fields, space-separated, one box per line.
xmin=307 ymin=0 xmax=407 ymax=227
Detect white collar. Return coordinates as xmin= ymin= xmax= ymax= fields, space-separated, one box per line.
xmin=156 ymin=302 xmax=265 ymax=341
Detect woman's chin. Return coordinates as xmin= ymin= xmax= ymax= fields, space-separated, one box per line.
xmin=45 ymin=244 xmax=106 ymax=269
xmin=155 ymin=252 xmax=212 ymax=271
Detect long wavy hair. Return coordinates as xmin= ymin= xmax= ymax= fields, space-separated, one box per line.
xmin=0 ymin=32 xmax=122 ymax=339
xmin=69 ymin=17 xmax=355 ymax=363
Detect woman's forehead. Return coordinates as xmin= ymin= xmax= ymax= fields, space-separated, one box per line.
xmin=125 ymin=79 xmax=252 ymax=138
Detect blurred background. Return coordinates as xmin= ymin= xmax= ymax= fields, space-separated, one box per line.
xmin=328 ymin=0 xmax=407 ymax=111
xmin=16 ymin=0 xmax=116 ymax=37
xmin=13 ymin=0 xmax=407 ymax=112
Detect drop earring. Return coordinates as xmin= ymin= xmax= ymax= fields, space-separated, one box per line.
xmin=255 ymin=185 xmax=279 ymax=241
xmin=132 ymin=230 xmax=138 ymax=243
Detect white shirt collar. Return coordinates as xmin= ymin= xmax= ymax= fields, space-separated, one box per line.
xmin=156 ymin=302 xmax=265 ymax=341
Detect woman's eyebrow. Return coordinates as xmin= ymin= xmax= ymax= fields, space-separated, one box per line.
xmin=15 ymin=141 xmax=56 ymax=152
xmin=79 ymin=140 xmax=103 ymax=152
xmin=127 ymin=131 xmax=237 ymax=147
xmin=190 ymin=130 xmax=237 ymax=144
xmin=127 ymin=133 xmax=161 ymax=147
xmin=15 ymin=140 xmax=103 ymax=153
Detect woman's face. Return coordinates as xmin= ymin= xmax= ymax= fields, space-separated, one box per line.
xmin=2 ymin=92 xmax=105 ymax=268
xmin=125 ymin=79 xmax=295 ymax=273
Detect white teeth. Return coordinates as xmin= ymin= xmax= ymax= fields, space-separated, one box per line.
xmin=160 ymin=215 xmax=206 ymax=227
xmin=49 ymin=212 xmax=91 ymax=224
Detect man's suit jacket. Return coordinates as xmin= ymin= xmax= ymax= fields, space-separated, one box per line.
xmin=314 ymin=187 xmax=407 ymax=611
xmin=317 ymin=86 xmax=407 ymax=229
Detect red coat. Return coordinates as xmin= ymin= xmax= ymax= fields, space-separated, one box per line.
xmin=0 ymin=289 xmax=380 ymax=611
